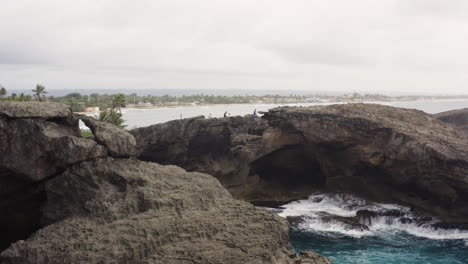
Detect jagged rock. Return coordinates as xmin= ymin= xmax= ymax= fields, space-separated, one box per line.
xmin=2 ymin=158 xmax=322 ymax=264
xmin=0 ymin=102 xmax=107 ymax=182
xmin=131 ymin=115 xmax=268 ymax=186
xmin=287 ymin=216 xmax=307 ymax=226
xmin=434 ymin=108 xmax=468 ymax=133
xmin=259 ymin=104 xmax=468 ymax=223
xmin=296 ymin=251 xmax=332 ymax=264
xmin=79 ymin=114 xmax=136 ymax=158
xmin=0 ymin=102 xmax=328 ymax=263
xmin=132 ymin=104 xmax=468 ymax=223
xmin=356 ymin=209 xmax=406 ymax=226
xmin=0 ymin=102 xmax=108 ymax=251
xmin=321 ymin=214 xmax=370 ymax=232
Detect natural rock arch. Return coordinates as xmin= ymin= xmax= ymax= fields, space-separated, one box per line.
xmin=132 ymin=104 xmax=468 ymax=223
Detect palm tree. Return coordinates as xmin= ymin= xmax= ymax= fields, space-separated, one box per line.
xmin=32 ymin=84 xmax=47 ymax=102
xmin=98 ymin=109 xmax=126 ymax=128
xmin=18 ymin=93 xmax=32 ymax=101
xmin=111 ymin=94 xmax=126 ymax=112
xmin=0 ymin=85 xmax=7 ymax=99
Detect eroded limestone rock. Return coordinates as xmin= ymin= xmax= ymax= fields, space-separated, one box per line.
xmin=79 ymin=114 xmax=136 ymax=158
xmin=434 ymin=108 xmax=468 ymax=133
xmin=0 ymin=102 xmax=327 ymax=263
xmin=132 ymin=104 xmax=468 ymax=223
xmin=131 ymin=115 xmax=268 ymax=186
xmin=0 ymin=102 xmax=107 ymax=250
xmin=0 ymin=102 xmax=107 ymax=182
xmin=2 ymin=158 xmax=318 ymax=264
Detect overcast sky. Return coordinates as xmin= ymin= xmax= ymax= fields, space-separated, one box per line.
xmin=1 ymin=0 xmax=468 ymax=94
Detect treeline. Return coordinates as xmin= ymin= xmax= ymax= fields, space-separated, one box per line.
xmin=2 ymin=91 xmax=311 ymax=113
xmin=0 ymin=84 xmax=47 ymax=102
xmin=1 ymin=85 xmax=313 ymax=112
xmin=0 ymin=84 xmax=127 ymax=128
xmin=2 ymin=84 xmax=404 ymax=113
xmin=122 ymin=93 xmax=309 ymax=107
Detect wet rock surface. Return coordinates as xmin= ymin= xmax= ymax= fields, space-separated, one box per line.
xmin=0 ymin=102 xmax=326 ymax=263
xmin=295 ymin=251 xmax=331 ymax=264
xmin=132 ymin=104 xmax=468 ymax=223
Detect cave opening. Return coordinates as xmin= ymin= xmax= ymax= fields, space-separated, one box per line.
xmin=250 ymin=144 xmax=326 ymax=188
xmin=0 ymin=168 xmax=46 ymax=252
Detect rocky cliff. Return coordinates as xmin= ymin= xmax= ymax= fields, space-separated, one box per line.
xmin=132 ymin=104 xmax=468 ymax=224
xmin=434 ymin=108 xmax=468 ymax=133
xmin=133 ymin=115 xmax=268 ymax=187
xmin=0 ymin=102 xmax=329 ymax=264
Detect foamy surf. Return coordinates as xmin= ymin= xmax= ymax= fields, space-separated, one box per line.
xmin=277 ymin=193 xmax=468 ymax=241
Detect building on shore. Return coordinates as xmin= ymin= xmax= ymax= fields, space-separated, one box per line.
xmin=84 ymin=107 xmax=100 ymax=113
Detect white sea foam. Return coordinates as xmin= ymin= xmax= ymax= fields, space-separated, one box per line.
xmin=296 ymin=218 xmax=372 ymax=238
xmin=278 ymin=193 xmax=468 ymax=240
xmin=279 ymin=193 xmax=408 ymax=218
xmin=279 ymin=194 xmax=360 ymax=218
xmin=370 ymin=217 xmax=468 ymax=240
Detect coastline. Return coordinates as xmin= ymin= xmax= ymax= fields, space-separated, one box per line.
xmin=75 ymin=97 xmax=468 ymax=115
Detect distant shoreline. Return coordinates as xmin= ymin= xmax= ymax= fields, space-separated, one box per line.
xmin=75 ymin=97 xmax=468 ymax=115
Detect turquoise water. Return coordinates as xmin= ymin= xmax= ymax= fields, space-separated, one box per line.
xmin=275 ymin=194 xmax=468 ymax=264
xmin=291 ymin=229 xmax=468 ymax=264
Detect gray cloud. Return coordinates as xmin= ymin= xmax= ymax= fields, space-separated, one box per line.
xmin=1 ymin=0 xmax=468 ymax=94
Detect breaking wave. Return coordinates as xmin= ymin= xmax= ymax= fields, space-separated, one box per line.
xmin=277 ymin=193 xmax=468 ymax=242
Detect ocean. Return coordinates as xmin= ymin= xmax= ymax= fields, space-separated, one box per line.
xmin=278 ymin=194 xmax=468 ymax=264
xmin=118 ymin=99 xmax=468 ymax=129
xmin=119 ymin=99 xmax=468 ymax=263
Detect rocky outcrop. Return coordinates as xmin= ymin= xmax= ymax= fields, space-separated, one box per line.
xmin=0 ymin=102 xmax=327 ymax=264
xmin=0 ymin=101 xmax=74 ymax=119
xmin=1 ymin=158 xmax=312 ymax=264
xmin=79 ymin=114 xmax=136 ymax=158
xmin=0 ymin=102 xmax=107 ymax=250
xmin=295 ymin=251 xmax=331 ymax=264
xmin=132 ymin=104 xmax=468 ymax=223
xmin=0 ymin=102 xmax=107 ymax=182
xmin=132 ymin=115 xmax=268 ymax=186
xmin=259 ymin=104 xmax=467 ymax=223
xmin=434 ymin=108 xmax=468 ymax=133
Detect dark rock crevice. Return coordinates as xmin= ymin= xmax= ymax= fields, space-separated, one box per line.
xmin=0 ymin=153 xmax=112 ymax=252
xmin=0 ymin=168 xmax=45 ymax=251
